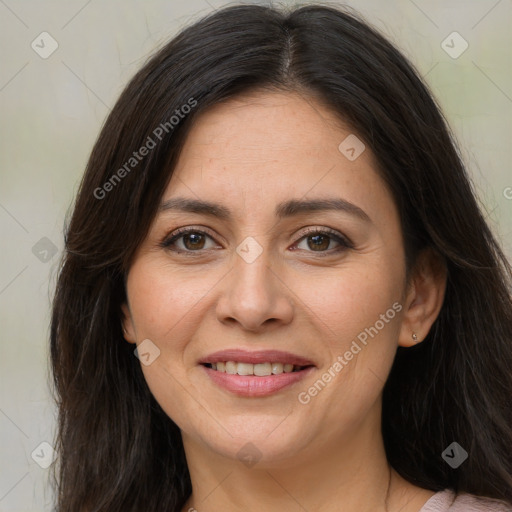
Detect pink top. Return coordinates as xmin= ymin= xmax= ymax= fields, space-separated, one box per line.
xmin=419 ymin=490 xmax=512 ymax=511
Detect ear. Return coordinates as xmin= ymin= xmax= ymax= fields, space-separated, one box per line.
xmin=121 ymin=302 xmax=137 ymax=344
xmin=398 ymin=247 xmax=447 ymax=347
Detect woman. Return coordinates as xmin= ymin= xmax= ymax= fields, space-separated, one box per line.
xmin=49 ymin=3 xmax=512 ymax=511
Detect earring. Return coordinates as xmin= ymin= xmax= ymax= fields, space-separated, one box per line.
xmin=412 ymin=332 xmax=418 ymax=342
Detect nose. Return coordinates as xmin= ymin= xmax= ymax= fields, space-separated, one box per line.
xmin=215 ymin=249 xmax=294 ymax=333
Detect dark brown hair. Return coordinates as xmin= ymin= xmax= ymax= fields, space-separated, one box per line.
xmin=49 ymin=3 xmax=512 ymax=511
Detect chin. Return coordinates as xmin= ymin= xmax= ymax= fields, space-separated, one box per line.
xmin=188 ymin=413 xmax=318 ymax=467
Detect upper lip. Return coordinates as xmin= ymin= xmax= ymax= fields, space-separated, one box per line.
xmin=199 ymin=349 xmax=316 ymax=367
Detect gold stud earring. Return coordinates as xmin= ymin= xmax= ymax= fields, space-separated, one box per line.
xmin=412 ymin=332 xmax=418 ymax=342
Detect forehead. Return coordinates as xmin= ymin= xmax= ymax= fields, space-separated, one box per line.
xmin=175 ymin=90 xmax=355 ymax=168
xmin=164 ymin=90 xmax=395 ymax=225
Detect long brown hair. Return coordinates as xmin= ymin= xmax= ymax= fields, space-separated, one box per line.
xmin=49 ymin=4 xmax=512 ymax=511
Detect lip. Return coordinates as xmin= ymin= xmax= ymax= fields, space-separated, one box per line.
xmin=199 ymin=349 xmax=316 ymax=367
xmin=202 ymin=364 xmax=316 ymax=397
xmin=198 ymin=349 xmax=316 ymax=397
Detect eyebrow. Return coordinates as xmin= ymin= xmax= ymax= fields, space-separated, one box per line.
xmin=159 ymin=196 xmax=371 ymax=222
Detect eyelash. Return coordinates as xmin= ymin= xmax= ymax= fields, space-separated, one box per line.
xmin=159 ymin=226 xmax=354 ymax=257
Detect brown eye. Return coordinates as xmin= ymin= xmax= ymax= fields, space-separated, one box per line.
xmin=181 ymin=232 xmax=206 ymax=250
xmin=293 ymin=228 xmax=353 ymax=255
xmin=160 ymin=226 xmax=352 ymax=256
xmin=161 ymin=228 xmax=217 ymax=253
xmin=305 ymin=233 xmax=331 ymax=251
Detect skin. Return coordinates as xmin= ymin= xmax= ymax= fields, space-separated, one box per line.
xmin=122 ymin=90 xmax=447 ymax=512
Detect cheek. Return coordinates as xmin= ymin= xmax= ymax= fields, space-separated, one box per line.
xmin=126 ymin=259 xmax=216 ymax=343
xmin=292 ymin=263 xmax=403 ymax=348
xmin=125 ymin=261 xmax=211 ymax=431
xmin=295 ymin=268 xmax=403 ymax=430
xmin=295 ymin=261 xmax=404 ymax=418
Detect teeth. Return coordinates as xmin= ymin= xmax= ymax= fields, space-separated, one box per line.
xmin=237 ymin=362 xmax=253 ymax=376
xmin=225 ymin=361 xmax=237 ymax=374
xmin=207 ymin=361 xmax=305 ymax=376
xmin=254 ymin=363 xmax=272 ymax=376
xmin=271 ymin=362 xmax=283 ymax=374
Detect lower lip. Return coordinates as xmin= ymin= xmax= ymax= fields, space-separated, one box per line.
xmin=201 ymin=365 xmax=315 ymax=397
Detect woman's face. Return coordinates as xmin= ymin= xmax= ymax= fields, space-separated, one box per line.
xmin=122 ymin=90 xmax=413 ymax=465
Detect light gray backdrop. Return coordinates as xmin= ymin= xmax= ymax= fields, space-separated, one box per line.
xmin=1 ymin=1 xmax=511 ymax=510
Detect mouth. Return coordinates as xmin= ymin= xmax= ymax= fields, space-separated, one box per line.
xmin=199 ymin=349 xmax=316 ymax=397
xmin=202 ymin=361 xmax=312 ymax=375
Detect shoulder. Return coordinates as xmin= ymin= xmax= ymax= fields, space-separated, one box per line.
xmin=420 ymin=489 xmax=512 ymax=512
